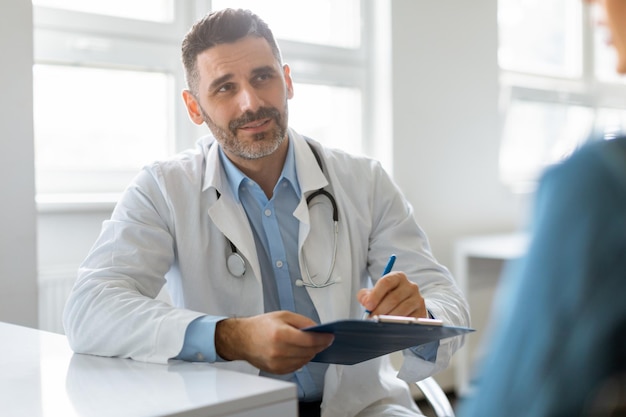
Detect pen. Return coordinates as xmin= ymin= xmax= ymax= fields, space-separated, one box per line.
xmin=362 ymin=254 xmax=396 ymax=320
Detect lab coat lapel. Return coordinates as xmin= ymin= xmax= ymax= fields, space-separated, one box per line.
xmin=292 ymin=133 xmax=352 ymax=323
xmin=202 ymin=138 xmax=263 ymax=284
xmin=292 ymin=130 xmax=328 ymax=243
xmin=292 ymin=131 xmax=328 ymax=257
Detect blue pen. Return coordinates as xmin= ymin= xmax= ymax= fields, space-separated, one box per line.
xmin=362 ymin=254 xmax=396 ymax=320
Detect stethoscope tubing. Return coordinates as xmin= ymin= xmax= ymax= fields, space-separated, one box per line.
xmin=219 ymin=140 xmax=339 ymax=286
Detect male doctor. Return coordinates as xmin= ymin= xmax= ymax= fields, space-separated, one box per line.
xmin=63 ymin=8 xmax=469 ymax=417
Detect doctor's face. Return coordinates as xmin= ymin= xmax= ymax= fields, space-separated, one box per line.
xmin=587 ymin=0 xmax=626 ymax=74
xmin=183 ymin=36 xmax=294 ymax=161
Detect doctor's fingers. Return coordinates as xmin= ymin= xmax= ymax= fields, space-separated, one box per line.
xmin=360 ymin=272 xmax=415 ymax=310
xmin=254 ymin=331 xmax=333 ymax=374
xmin=268 ymin=309 xmax=318 ymax=329
xmin=254 ymin=352 xmax=318 ymax=375
xmin=258 ymin=312 xmax=333 ymax=358
xmin=263 ymin=319 xmax=333 ymax=349
xmin=268 ymin=310 xmax=335 ymax=348
xmin=376 ymin=294 xmax=428 ymax=319
xmin=364 ymin=274 xmax=427 ymax=318
xmin=254 ymin=311 xmax=334 ymax=349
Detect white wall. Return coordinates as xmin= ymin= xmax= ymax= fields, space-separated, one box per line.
xmin=37 ymin=210 xmax=111 ymax=270
xmin=390 ymin=0 xmax=522 ymax=270
xmin=0 ymin=0 xmax=38 ymax=327
xmin=389 ymin=0 xmax=523 ymax=390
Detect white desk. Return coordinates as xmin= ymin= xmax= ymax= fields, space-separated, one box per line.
xmin=453 ymin=233 xmax=528 ymax=396
xmin=0 ymin=322 xmax=297 ymax=417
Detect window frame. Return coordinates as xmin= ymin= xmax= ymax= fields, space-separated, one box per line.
xmin=498 ymin=1 xmax=626 ymax=192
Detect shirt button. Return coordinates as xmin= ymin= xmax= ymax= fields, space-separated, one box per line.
xmin=264 ymin=209 xmax=272 ymax=216
xmin=276 ymin=260 xmax=283 ymax=268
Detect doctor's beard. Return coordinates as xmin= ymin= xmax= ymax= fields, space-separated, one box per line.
xmin=200 ymin=104 xmax=288 ymax=160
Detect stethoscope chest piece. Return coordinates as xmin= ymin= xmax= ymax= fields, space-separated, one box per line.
xmin=227 ymin=252 xmax=246 ymax=277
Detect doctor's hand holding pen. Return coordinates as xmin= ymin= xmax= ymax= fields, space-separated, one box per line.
xmin=357 ymin=255 xmax=429 ymax=320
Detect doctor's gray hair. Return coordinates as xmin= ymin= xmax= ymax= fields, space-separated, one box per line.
xmin=181 ymin=8 xmax=283 ymax=95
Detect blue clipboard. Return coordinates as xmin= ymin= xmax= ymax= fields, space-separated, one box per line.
xmin=303 ymin=315 xmax=474 ymax=365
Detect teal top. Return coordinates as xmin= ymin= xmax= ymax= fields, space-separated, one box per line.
xmin=459 ymin=136 xmax=626 ymax=417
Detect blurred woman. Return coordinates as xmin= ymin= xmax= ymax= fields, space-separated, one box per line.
xmin=458 ymin=1 xmax=626 ymax=416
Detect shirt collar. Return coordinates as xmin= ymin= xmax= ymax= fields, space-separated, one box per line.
xmin=218 ymin=137 xmax=301 ymax=203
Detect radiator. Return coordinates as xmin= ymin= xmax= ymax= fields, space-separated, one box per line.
xmin=38 ymin=265 xmax=77 ymax=334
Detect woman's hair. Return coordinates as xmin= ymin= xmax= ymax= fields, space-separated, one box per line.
xmin=181 ymin=8 xmax=282 ymax=94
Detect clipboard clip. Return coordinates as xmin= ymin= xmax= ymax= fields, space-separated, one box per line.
xmin=372 ymin=314 xmax=444 ymax=326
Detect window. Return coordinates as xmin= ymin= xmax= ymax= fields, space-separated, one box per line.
xmin=499 ymin=98 xmax=594 ymax=192
xmin=212 ymin=0 xmax=360 ymax=48
xmin=33 ymin=0 xmax=371 ymax=201
xmin=32 ymin=0 xmax=174 ymax=22
xmin=32 ymin=1 xmax=192 ymax=199
xmin=290 ymin=83 xmax=363 ymax=155
xmin=498 ymin=0 xmax=582 ymax=78
xmin=33 ymin=65 xmax=173 ymax=194
xmin=497 ymin=0 xmax=626 ymax=192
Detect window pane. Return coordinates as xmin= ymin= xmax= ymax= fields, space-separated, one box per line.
xmin=498 ymin=0 xmax=582 ymax=77
xmin=211 ymin=0 xmax=361 ymax=48
xmin=34 ymin=65 xmax=173 ymax=193
xmin=499 ymin=99 xmax=594 ymax=192
xmin=289 ymin=83 xmax=362 ymax=155
xmin=593 ymin=26 xmax=626 ymax=83
xmin=32 ymin=0 xmax=174 ymax=22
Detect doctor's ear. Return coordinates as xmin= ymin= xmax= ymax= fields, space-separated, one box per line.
xmin=182 ymin=90 xmax=205 ymax=125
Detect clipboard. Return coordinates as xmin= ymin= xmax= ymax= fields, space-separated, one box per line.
xmin=303 ymin=315 xmax=474 ymax=365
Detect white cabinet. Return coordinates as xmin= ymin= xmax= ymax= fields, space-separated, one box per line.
xmin=453 ymin=233 xmax=528 ymax=396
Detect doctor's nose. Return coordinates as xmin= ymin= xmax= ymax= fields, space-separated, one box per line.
xmin=236 ymin=85 xmax=263 ymax=113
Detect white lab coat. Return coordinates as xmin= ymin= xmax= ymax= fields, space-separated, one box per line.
xmin=64 ymin=129 xmax=469 ymax=417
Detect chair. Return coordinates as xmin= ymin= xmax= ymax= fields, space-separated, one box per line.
xmin=414 ymin=377 xmax=456 ymax=417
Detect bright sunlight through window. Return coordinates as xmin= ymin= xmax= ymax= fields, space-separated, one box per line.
xmin=33 ymin=65 xmax=172 ymax=194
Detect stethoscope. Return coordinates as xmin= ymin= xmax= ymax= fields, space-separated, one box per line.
xmin=220 ymin=142 xmax=340 ymax=288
